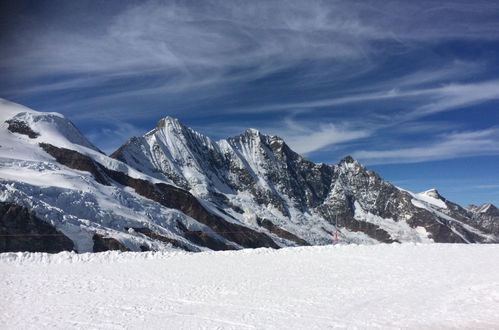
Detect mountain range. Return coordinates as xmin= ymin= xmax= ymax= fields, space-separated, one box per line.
xmin=1 ymin=98 xmax=498 ymax=253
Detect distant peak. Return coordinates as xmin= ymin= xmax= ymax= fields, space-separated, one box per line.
xmin=245 ymin=128 xmax=261 ymax=136
xmin=268 ymin=135 xmax=285 ymax=144
xmin=467 ymin=204 xmax=478 ymax=211
xmin=421 ymin=189 xmax=443 ymax=200
xmin=156 ymin=116 xmax=183 ymax=129
xmin=227 ymin=128 xmax=264 ymax=142
xmin=336 ymin=156 xmax=365 ymax=173
xmin=478 ymin=203 xmax=497 ymax=214
xmin=339 ymin=155 xmax=357 ymax=164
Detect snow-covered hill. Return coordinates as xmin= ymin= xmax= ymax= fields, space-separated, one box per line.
xmin=2 ymin=244 xmax=499 ymax=329
xmin=0 ymin=99 xmax=273 ymax=253
xmin=1 ymin=98 xmax=498 ymax=253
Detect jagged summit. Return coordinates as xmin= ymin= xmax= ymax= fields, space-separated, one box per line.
xmin=145 ymin=116 xmax=189 ymax=136
xmin=156 ymin=116 xmax=182 ymax=128
xmin=340 ymin=155 xmax=356 ymax=164
xmin=338 ymin=155 xmax=361 ymax=166
xmin=245 ymin=128 xmax=261 ymax=135
xmin=421 ymin=188 xmax=444 ymax=201
xmin=336 ymin=156 xmax=364 ymax=174
xmin=476 ymin=203 xmax=499 ymax=215
xmin=227 ymin=128 xmax=265 ymax=145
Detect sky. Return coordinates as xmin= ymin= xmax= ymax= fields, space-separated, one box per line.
xmin=1 ymin=0 xmax=499 ymax=206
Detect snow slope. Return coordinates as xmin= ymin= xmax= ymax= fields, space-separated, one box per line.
xmin=1 ymin=244 xmax=499 ymax=329
xmin=0 ymin=99 xmax=238 ymax=252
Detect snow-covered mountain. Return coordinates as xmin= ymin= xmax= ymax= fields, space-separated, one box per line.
xmin=1 ymin=99 xmax=498 ymax=253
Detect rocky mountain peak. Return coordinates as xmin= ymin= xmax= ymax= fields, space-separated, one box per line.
xmin=337 ymin=155 xmax=364 ymax=174
xmin=477 ymin=203 xmax=499 ymax=215
xmin=245 ymin=128 xmax=261 ymax=136
xmin=421 ymin=188 xmax=444 ymax=201
xmin=153 ymin=116 xmax=187 ymax=133
xmin=340 ymin=155 xmax=356 ymax=164
xmin=467 ymin=204 xmax=479 ymax=212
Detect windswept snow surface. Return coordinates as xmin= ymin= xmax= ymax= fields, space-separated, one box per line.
xmin=2 ymin=244 xmax=499 ymax=329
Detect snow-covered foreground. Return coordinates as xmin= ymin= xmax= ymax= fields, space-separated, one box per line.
xmin=1 ymin=244 xmax=499 ymax=329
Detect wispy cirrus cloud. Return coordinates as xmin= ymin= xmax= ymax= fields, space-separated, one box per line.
xmin=353 ymin=128 xmax=499 ymax=164
xmin=272 ymin=118 xmax=371 ymax=154
xmin=2 ymin=0 xmax=499 ymax=96
xmin=2 ymin=0 xmax=499 ymax=171
xmin=231 ymin=78 xmax=499 ymax=116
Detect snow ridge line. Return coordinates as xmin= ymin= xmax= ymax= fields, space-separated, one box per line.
xmin=0 ymin=243 xmax=427 ymax=265
xmin=1 ymin=243 xmax=485 ymax=265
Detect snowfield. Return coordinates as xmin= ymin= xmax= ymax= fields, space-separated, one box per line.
xmin=1 ymin=244 xmax=499 ymax=329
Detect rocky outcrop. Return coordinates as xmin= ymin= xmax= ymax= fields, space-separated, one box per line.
xmin=92 ymin=234 xmax=129 ymax=252
xmin=467 ymin=203 xmax=499 ymax=235
xmin=128 ymin=227 xmax=200 ymax=252
xmin=5 ymin=119 xmax=39 ymax=138
xmin=39 ymin=143 xmax=110 ymax=185
xmin=256 ymin=218 xmax=310 ymax=246
xmin=0 ymin=202 xmax=74 ymax=253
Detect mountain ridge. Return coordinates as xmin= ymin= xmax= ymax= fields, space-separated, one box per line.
xmin=1 ymin=99 xmax=498 ymax=253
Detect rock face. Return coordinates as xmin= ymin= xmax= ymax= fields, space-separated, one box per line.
xmin=6 ymin=119 xmax=40 ymax=138
xmin=40 ymin=142 xmax=279 ymax=250
xmin=0 ymin=202 xmax=74 ymax=253
xmin=39 ymin=143 xmax=110 ymax=185
xmin=1 ymin=98 xmax=498 ymax=253
xmin=112 ymin=117 xmax=498 ymax=245
xmin=467 ymin=203 xmax=499 ymax=235
xmin=92 ymin=234 xmax=129 ymax=252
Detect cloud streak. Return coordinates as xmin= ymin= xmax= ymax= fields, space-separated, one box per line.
xmin=274 ymin=118 xmax=371 ymax=154
xmin=3 ymin=0 xmax=499 ymax=94
xmin=1 ymin=0 xmax=499 ymax=171
xmin=353 ymin=128 xmax=499 ymax=164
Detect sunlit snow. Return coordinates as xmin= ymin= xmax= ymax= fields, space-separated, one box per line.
xmin=1 ymin=244 xmax=499 ymax=329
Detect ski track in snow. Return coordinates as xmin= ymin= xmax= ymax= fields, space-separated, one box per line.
xmin=1 ymin=244 xmax=499 ymax=330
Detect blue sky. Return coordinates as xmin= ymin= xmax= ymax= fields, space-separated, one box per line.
xmin=1 ymin=0 xmax=499 ymax=206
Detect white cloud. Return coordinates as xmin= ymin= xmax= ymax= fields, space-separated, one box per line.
xmin=3 ymin=0 xmax=499 ymax=93
xmin=353 ymin=128 xmax=499 ymax=164
xmin=272 ymin=118 xmax=371 ymax=154
xmin=414 ymin=80 xmax=499 ymax=116
xmin=234 ymin=78 xmax=499 ymax=116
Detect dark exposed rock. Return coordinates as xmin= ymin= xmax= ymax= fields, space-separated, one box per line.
xmin=37 ymin=143 xmax=280 ymax=250
xmin=129 ymin=227 xmax=201 ymax=252
xmin=256 ymin=217 xmax=310 ymax=246
xmin=101 ymin=167 xmax=279 ymax=249
xmin=92 ymin=234 xmax=129 ymax=252
xmin=175 ymin=222 xmax=237 ymax=251
xmin=466 ymin=203 xmax=499 ymax=236
xmin=5 ymin=119 xmax=39 ymax=138
xmin=39 ymin=143 xmax=110 ymax=185
xmin=227 ymin=132 xmax=335 ymax=212
xmin=0 ymin=202 xmax=74 ymax=253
